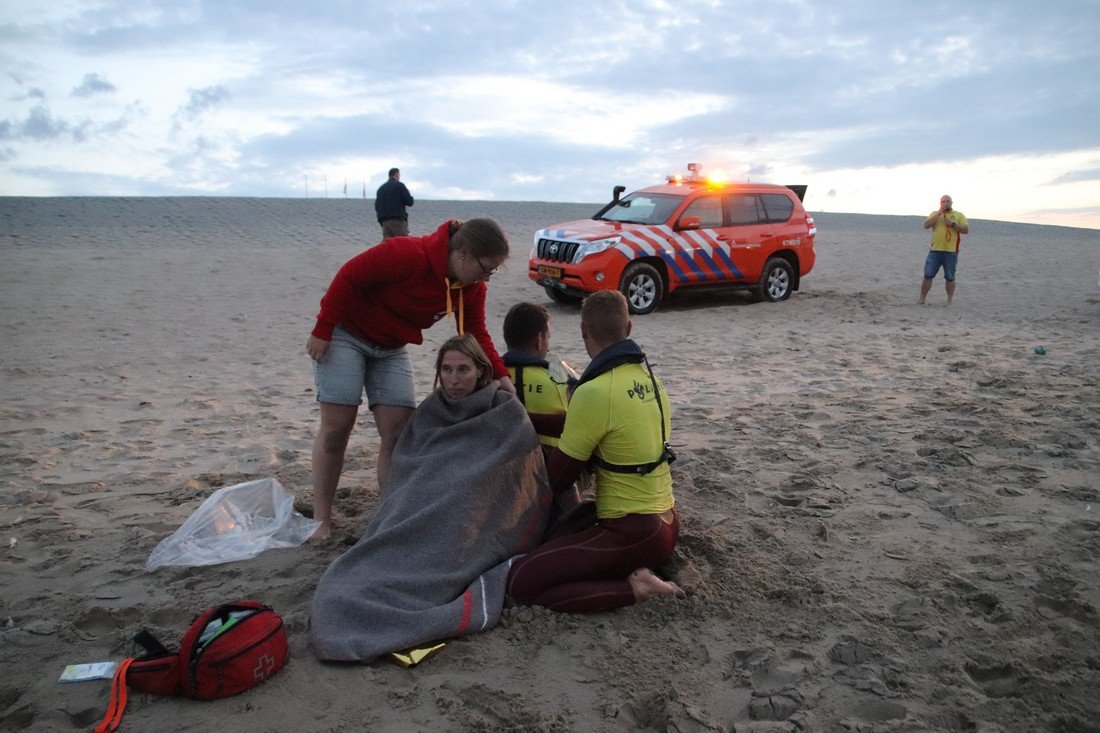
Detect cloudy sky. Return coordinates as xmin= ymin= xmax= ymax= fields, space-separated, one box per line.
xmin=2 ymin=1 xmax=1098 ymax=228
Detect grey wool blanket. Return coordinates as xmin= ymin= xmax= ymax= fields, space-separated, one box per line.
xmin=310 ymin=383 xmax=552 ymax=662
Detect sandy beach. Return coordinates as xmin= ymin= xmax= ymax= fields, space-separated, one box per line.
xmin=1 ymin=196 xmax=1098 ymax=732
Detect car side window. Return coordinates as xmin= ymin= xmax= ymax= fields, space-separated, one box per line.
xmin=727 ymin=194 xmax=763 ymax=226
xmin=680 ymin=196 xmax=723 ymax=228
xmin=761 ymin=194 xmax=794 ymax=223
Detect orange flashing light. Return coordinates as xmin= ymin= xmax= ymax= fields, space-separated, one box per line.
xmin=668 ymin=164 xmax=729 ymax=186
xmin=705 ymin=169 xmax=729 ymax=186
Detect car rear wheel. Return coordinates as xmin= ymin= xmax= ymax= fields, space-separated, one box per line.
xmin=544 ymin=286 xmax=583 ymax=305
xmin=620 ymin=262 xmax=664 ymax=315
xmin=756 ymin=257 xmax=794 ymax=302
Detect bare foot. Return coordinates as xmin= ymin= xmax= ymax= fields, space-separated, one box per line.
xmin=311 ymin=520 xmax=333 ymax=542
xmin=628 ymin=568 xmax=686 ymax=602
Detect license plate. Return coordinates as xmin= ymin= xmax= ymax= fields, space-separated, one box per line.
xmin=537 ymin=265 xmax=563 ymax=279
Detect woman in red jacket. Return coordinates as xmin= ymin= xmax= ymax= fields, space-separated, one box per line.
xmin=305 ymin=218 xmax=515 ymax=539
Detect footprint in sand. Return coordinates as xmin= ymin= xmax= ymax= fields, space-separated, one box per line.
xmin=828 ymin=639 xmax=878 ymax=666
xmin=72 ymin=606 xmax=140 ymax=638
xmin=846 ymin=698 xmax=909 ymax=724
xmin=0 ymin=696 xmax=36 ymax=730
xmin=964 ymin=660 xmax=1025 ymax=697
xmin=748 ymin=692 xmax=800 ymax=720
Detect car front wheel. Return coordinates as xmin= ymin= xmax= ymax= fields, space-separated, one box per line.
xmin=756 ymin=257 xmax=794 ymax=302
xmin=619 ymin=262 xmax=664 ymax=315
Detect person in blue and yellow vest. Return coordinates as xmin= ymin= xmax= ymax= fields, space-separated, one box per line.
xmin=919 ymin=194 xmax=970 ymax=305
xmin=506 ymin=290 xmax=684 ymax=612
xmin=501 ymin=302 xmax=570 ymax=451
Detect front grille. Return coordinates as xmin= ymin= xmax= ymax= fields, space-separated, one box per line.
xmin=536 ymin=238 xmax=581 ymax=263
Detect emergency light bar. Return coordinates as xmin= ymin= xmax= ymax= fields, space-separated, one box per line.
xmin=666 ymin=163 xmax=724 ymax=186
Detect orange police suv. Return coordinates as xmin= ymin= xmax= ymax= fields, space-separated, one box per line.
xmin=529 ymin=164 xmax=816 ymax=314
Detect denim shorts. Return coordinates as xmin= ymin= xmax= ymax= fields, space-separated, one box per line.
xmin=313 ymin=326 xmax=416 ymax=408
xmin=923 ymin=250 xmax=958 ymax=281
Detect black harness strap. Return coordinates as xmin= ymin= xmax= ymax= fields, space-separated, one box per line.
xmin=514 ymin=365 xmax=526 ymax=407
xmin=588 ymin=356 xmax=676 ymax=476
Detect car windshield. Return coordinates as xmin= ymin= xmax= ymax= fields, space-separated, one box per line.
xmin=596 ymin=193 xmax=683 ymax=225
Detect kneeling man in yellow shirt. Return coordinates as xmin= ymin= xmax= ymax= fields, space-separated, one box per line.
xmin=506 ymin=291 xmax=683 ymax=612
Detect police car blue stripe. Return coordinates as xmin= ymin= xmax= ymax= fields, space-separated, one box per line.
xmin=648 ymin=236 xmax=692 ymax=283
xmin=659 ymin=249 xmax=690 ymax=283
xmin=655 ymin=227 xmax=702 ymax=283
xmin=712 ymin=243 xmax=744 ymax=279
xmin=676 ymin=227 xmax=734 ymax=282
xmin=674 ymin=231 xmax=712 ymax=281
xmin=652 ymin=227 xmax=697 ymax=282
xmin=690 ymin=231 xmax=734 ymax=279
xmin=664 ymin=228 xmax=717 ymax=281
xmin=680 ymin=229 xmax=712 ymax=256
xmin=624 ymin=229 xmax=690 ymax=282
xmin=668 ymin=234 xmax=709 ymax=282
xmin=694 ymin=246 xmax=733 ymax=280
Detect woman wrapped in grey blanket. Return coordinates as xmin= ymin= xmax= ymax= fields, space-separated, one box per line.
xmin=310 ymin=335 xmax=552 ymax=662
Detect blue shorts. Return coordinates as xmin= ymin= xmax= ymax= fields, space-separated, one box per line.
xmin=313 ymin=326 xmax=416 ymax=408
xmin=923 ymin=250 xmax=958 ymax=281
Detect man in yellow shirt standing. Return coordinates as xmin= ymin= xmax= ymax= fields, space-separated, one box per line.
xmin=506 ymin=291 xmax=683 ymax=612
xmin=919 ymin=194 xmax=970 ymax=305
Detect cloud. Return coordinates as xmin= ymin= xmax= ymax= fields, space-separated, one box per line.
xmin=9 ymin=87 xmax=48 ymax=101
xmin=0 ymin=103 xmax=134 ymax=145
xmin=21 ymin=106 xmax=71 ymax=140
xmin=1 ymin=163 xmax=202 ymax=196
xmin=234 ymin=112 xmax=644 ymax=201
xmin=0 ymin=1 xmax=1098 ymax=227
xmin=180 ymin=85 xmax=231 ymax=118
xmin=71 ymin=73 xmax=116 ymax=97
xmin=170 ymin=86 xmax=233 ymax=136
xmin=1047 ymin=168 xmax=1100 ymax=185
xmin=1022 ymin=205 xmax=1100 ymax=230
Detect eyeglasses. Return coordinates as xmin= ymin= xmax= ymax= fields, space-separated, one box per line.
xmin=472 ymin=253 xmax=501 ymax=278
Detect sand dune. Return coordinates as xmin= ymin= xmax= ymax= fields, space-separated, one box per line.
xmin=1 ymin=197 xmax=1098 ymax=731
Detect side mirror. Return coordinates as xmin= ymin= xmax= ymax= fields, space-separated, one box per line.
xmin=678 ymin=215 xmax=701 ymax=231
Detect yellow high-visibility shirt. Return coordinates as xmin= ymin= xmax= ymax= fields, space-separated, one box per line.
xmin=508 ymin=364 xmax=568 ymax=448
xmin=557 ymin=362 xmax=674 ymax=519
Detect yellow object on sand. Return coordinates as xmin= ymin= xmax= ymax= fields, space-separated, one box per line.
xmin=390 ymin=642 xmax=446 ymax=668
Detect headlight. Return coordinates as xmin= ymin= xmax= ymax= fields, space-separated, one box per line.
xmin=573 ymin=237 xmax=621 ymax=264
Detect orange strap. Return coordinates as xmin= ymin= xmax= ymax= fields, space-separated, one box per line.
xmin=95 ymin=658 xmax=134 ymax=733
xmin=444 ymin=278 xmax=465 ymax=335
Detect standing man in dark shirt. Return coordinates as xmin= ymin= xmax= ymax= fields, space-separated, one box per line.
xmin=374 ymin=168 xmax=414 ymax=239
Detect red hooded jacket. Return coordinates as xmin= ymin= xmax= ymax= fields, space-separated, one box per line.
xmin=311 ymin=220 xmax=507 ymax=378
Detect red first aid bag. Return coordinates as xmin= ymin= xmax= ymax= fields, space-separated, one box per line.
xmin=95 ymin=600 xmax=287 ymax=732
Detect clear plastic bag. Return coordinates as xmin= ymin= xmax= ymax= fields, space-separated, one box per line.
xmin=146 ymin=477 xmax=319 ymax=570
xmin=547 ymin=352 xmax=581 ymax=385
